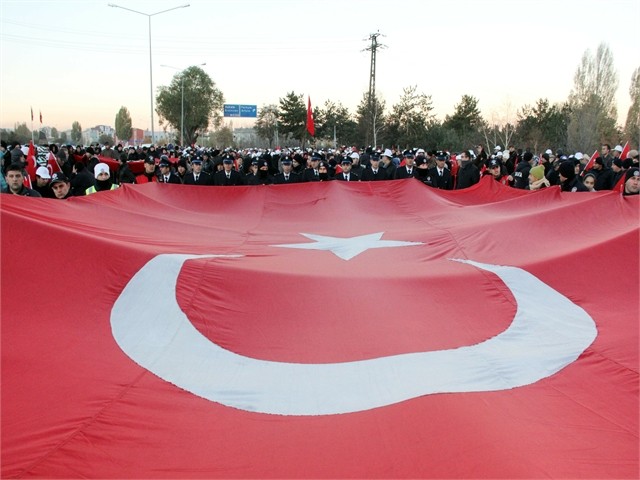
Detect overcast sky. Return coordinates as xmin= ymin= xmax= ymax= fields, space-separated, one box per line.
xmin=1 ymin=0 xmax=638 ymax=133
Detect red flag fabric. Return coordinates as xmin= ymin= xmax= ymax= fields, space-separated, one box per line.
xmin=25 ymin=140 xmax=37 ymax=183
xmin=306 ymin=96 xmax=315 ymax=137
xmin=581 ymin=149 xmax=600 ymax=175
xmin=621 ymin=141 xmax=630 ymax=160
xmin=1 ymin=179 xmax=638 ymax=478
xmin=39 ymin=110 xmax=42 ymax=124
xmin=30 ymin=106 xmax=33 ymax=122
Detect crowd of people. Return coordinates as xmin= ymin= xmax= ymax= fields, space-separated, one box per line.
xmin=1 ymin=140 xmax=639 ymax=198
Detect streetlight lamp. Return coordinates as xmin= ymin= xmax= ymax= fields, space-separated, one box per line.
xmin=161 ymin=63 xmax=205 ymax=146
xmin=108 ymin=3 xmax=190 ymax=145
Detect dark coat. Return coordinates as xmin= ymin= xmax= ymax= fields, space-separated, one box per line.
xmin=455 ymin=162 xmax=480 ymax=189
xmin=183 ymin=171 xmax=212 ymax=186
xmin=334 ymin=171 xmax=360 ymax=182
xmin=394 ymin=166 xmax=416 ymax=179
xmin=360 ymin=167 xmax=388 ymax=181
xmin=213 ymin=169 xmax=244 ymax=186
xmin=427 ymin=166 xmax=453 ymax=190
xmin=272 ymin=171 xmax=301 ymax=184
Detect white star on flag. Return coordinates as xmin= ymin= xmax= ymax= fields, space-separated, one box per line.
xmin=272 ymin=232 xmax=423 ymax=260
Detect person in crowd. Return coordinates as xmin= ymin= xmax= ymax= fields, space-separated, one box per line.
xmin=272 ymin=157 xmax=300 ymax=184
xmin=559 ymin=161 xmax=589 ymax=192
xmin=394 ymin=150 xmax=416 ymax=179
xmin=380 ymin=149 xmax=396 ymax=180
xmin=455 ymin=150 xmax=480 ymax=189
xmin=600 ymin=144 xmax=614 ymax=168
xmin=414 ymin=154 xmax=432 ymax=185
xmin=33 ymin=166 xmax=53 ymax=197
xmin=335 ymin=157 xmax=360 ymax=181
xmin=2 ymin=163 xmax=42 ymax=196
xmin=582 ymin=172 xmax=597 ymax=191
xmin=214 ymin=156 xmax=244 ymax=186
xmin=483 ymin=158 xmax=509 ymax=186
xmin=175 ymin=158 xmax=188 ymax=183
xmin=361 ymin=153 xmax=387 ymax=181
xmin=427 ymin=153 xmax=454 ymax=189
xmin=183 ymin=157 xmax=210 ymax=185
xmin=610 ymin=158 xmax=626 ymax=188
xmin=86 ymin=163 xmax=118 ymax=194
xmin=158 ymin=156 xmax=181 ymax=184
xmin=528 ymin=165 xmax=550 ymax=191
xmin=71 ymin=161 xmax=95 ymax=196
xmin=50 ymin=172 xmax=73 ymax=199
xmin=317 ymin=160 xmax=333 ymax=181
xmin=591 ymin=157 xmax=614 ymax=190
xmin=118 ymin=153 xmax=137 ymax=184
xmin=349 ymin=152 xmax=365 ymax=178
xmin=626 ymin=149 xmax=639 ymax=168
xmin=136 ymin=157 xmax=159 ymax=184
xmin=301 ymin=153 xmax=322 ymax=182
xmin=475 ymin=144 xmax=488 ymax=167
xmin=246 ymin=157 xmax=272 ymax=185
xmin=622 ymin=167 xmax=639 ymax=196
xmin=101 ymin=141 xmax=117 ymax=159
xmin=512 ymin=151 xmax=534 ymax=189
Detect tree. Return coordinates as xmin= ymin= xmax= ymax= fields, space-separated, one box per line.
xmin=59 ymin=131 xmax=68 ymax=144
xmin=71 ymin=121 xmax=82 ymax=144
xmin=11 ymin=123 xmax=32 ymax=144
xmin=277 ymin=92 xmax=307 ymax=145
xmin=50 ymin=127 xmax=59 ymax=140
xmin=254 ymin=104 xmax=279 ymax=148
xmin=515 ymin=98 xmax=570 ymax=153
xmin=442 ymin=94 xmax=484 ymax=151
xmin=115 ymin=106 xmax=133 ymax=144
xmin=156 ymin=66 xmax=225 ymax=145
xmin=356 ymin=92 xmax=386 ymax=148
xmin=383 ymin=86 xmax=434 ymax=149
xmin=210 ymin=125 xmax=234 ymax=148
xmin=567 ymin=43 xmax=619 ymax=152
xmin=315 ymin=100 xmax=359 ymax=147
xmin=624 ymin=66 xmax=640 ymax=148
xmin=99 ymin=133 xmax=114 ymax=145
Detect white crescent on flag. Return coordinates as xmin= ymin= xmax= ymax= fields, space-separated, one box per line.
xmin=111 ymin=251 xmax=597 ymax=416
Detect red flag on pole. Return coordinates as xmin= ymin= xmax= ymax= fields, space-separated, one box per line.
xmin=306 ymin=96 xmax=315 ymax=137
xmin=581 ymin=150 xmax=599 ymax=176
xmin=620 ymin=141 xmax=630 ymax=160
xmin=39 ymin=111 xmax=43 ymax=124
xmin=30 ymin=106 xmax=34 ymax=122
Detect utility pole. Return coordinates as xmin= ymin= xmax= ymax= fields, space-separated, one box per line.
xmin=363 ymin=31 xmax=385 ymax=148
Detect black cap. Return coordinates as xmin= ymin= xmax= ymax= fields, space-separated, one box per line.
xmin=50 ymin=172 xmax=69 ymax=184
xmin=191 ymin=157 xmax=203 ymax=164
xmin=489 ymin=159 xmax=501 ymax=168
xmin=144 ymin=157 xmax=155 ymax=164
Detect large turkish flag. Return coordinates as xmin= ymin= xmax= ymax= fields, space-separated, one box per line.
xmin=1 ymin=178 xmax=638 ymax=478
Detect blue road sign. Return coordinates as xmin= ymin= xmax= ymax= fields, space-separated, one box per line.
xmin=224 ymin=104 xmax=257 ymax=118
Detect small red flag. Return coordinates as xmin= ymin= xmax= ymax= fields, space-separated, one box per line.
xmin=306 ymin=96 xmax=315 ymax=137
xmin=39 ymin=111 xmax=43 ymax=124
xmin=581 ymin=150 xmax=599 ymax=176
xmin=620 ymin=141 xmax=630 ymax=160
xmin=30 ymin=106 xmax=34 ymax=122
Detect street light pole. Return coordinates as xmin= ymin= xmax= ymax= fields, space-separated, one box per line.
xmin=161 ymin=63 xmax=205 ymax=147
xmin=108 ymin=3 xmax=190 ymax=145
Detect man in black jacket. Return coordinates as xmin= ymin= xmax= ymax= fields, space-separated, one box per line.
xmin=455 ymin=150 xmax=480 ymax=189
xmin=428 ymin=153 xmax=454 ymax=190
xmin=183 ymin=157 xmax=211 ymax=186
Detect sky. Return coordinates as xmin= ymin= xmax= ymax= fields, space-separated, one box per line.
xmin=1 ymin=0 xmax=638 ymax=134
